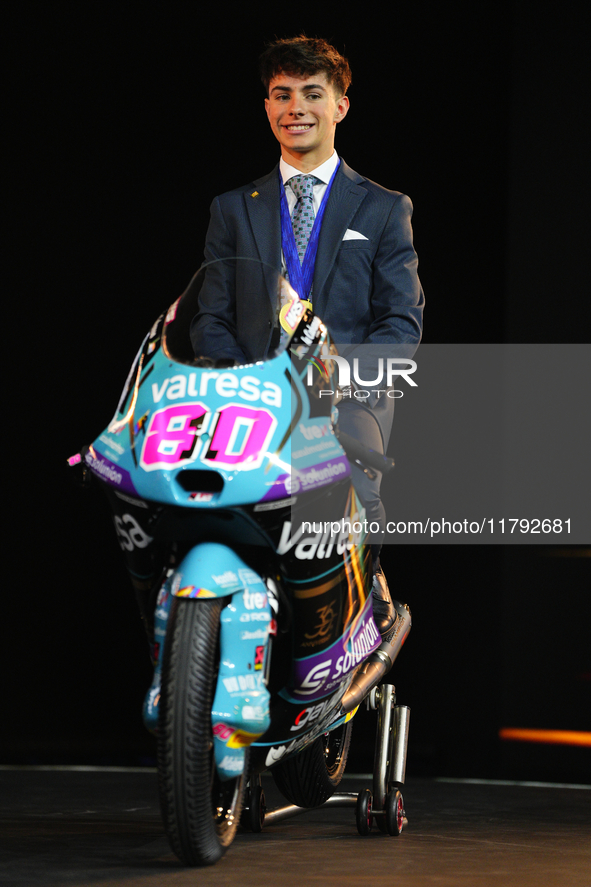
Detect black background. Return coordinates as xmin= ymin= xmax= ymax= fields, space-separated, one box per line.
xmin=4 ymin=1 xmax=590 ymax=780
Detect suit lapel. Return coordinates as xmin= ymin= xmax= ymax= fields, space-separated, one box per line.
xmin=313 ymin=161 xmax=367 ymax=308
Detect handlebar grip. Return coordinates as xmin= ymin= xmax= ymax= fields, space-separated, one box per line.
xmin=336 ymin=430 xmax=395 ymax=475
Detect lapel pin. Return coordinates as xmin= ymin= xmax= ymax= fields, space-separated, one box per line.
xmin=251 ymin=191 xmax=259 ymax=198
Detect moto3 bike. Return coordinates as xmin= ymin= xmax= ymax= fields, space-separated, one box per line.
xmin=69 ymin=258 xmax=412 ymax=866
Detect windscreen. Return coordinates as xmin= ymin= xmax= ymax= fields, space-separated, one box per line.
xmin=164 ymin=257 xmax=301 ymax=366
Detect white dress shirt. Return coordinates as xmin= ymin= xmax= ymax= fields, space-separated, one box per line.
xmin=279 ymin=151 xmax=340 ymax=215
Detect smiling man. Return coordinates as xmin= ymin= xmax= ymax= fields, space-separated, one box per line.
xmin=264 ymin=71 xmax=350 ymax=170
xmin=190 ymin=35 xmax=424 ymax=636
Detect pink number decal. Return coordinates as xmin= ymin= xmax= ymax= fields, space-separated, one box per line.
xmin=141 ymin=402 xmax=207 ymax=469
xmin=204 ymin=404 xmax=276 ymax=470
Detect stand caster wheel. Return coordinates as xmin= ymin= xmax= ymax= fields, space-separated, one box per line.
xmin=249 ymin=784 xmax=266 ymax=833
xmin=385 ymin=789 xmax=405 ymax=836
xmin=356 ymin=789 xmax=373 ymax=836
xmin=241 ymin=783 xmax=266 ymax=832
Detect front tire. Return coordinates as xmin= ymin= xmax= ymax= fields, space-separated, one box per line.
xmin=157 ymin=597 xmax=247 ymax=866
xmin=271 ymin=721 xmax=352 ymax=808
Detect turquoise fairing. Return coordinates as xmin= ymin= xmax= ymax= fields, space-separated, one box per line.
xmin=89 ymin=344 xmax=301 ymax=507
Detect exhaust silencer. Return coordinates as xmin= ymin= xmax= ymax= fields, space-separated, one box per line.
xmin=340 ymin=600 xmax=411 ymax=713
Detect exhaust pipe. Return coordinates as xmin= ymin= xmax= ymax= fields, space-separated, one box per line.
xmin=340 ymin=600 xmax=411 ymax=713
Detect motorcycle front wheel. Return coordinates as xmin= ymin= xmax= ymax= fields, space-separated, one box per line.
xmin=271 ymin=720 xmax=352 ymax=808
xmin=157 ymin=597 xmax=247 ymax=866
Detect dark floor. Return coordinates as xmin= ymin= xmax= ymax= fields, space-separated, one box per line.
xmin=1 ymin=768 xmax=589 ymax=887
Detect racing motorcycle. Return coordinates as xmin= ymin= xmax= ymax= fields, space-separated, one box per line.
xmin=69 ymin=259 xmax=412 ymax=866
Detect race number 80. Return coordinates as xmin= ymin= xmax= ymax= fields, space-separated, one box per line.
xmin=140 ymin=401 xmax=277 ymax=472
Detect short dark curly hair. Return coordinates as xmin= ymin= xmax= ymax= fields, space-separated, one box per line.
xmin=259 ymin=35 xmax=352 ymax=98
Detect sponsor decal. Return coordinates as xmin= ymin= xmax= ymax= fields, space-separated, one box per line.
xmin=114 ymin=491 xmax=149 ymax=508
xmin=212 ymin=723 xmax=260 ymax=749
xmin=240 ymin=629 xmax=268 ymax=641
xmin=254 ymin=497 xmax=297 ymax=512
xmin=298 ymin=315 xmax=322 ymax=346
xmin=302 ymin=601 xmax=337 ymax=647
xmin=297 ymin=660 xmax=332 ymax=696
xmin=290 ymin=598 xmax=382 ymax=702
xmin=290 ymin=602 xmax=381 ymax=702
xmin=239 ymin=611 xmax=270 ymax=623
xmin=219 ymin=755 xmax=243 ymax=772
xmin=222 ymin=674 xmax=265 ymax=695
xmin=298 ymin=422 xmax=332 ymax=442
xmin=282 ymin=298 xmax=306 ymax=331
xmin=291 ymin=439 xmax=339 ymax=461
xmin=212 ymin=570 xmax=239 ymax=587
xmin=212 ymin=723 xmax=234 ymax=741
xmin=254 ymin=645 xmax=265 ymax=670
xmin=265 ymin=742 xmax=297 ymax=767
xmin=99 ymin=433 xmax=125 ymax=455
xmin=243 ymin=589 xmax=268 ymax=609
xmin=189 ymin=492 xmax=214 ymax=502
xmin=151 ymin=371 xmax=282 ymax=407
xmin=289 ymin=697 xmax=334 ymax=732
xmin=286 ymin=458 xmax=350 ymax=496
xmin=113 ymin=513 xmax=153 ymax=552
xmin=85 ymin=447 xmax=138 ymax=496
xmin=238 ymin=569 xmax=263 ymax=586
xmin=277 ymin=512 xmax=365 ymax=561
xmin=264 ymin=460 xmax=351 ymax=509
xmin=242 ymin=705 xmax=267 ymax=722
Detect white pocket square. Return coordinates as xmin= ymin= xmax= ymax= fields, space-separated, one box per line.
xmin=342 ymin=229 xmax=369 ymax=241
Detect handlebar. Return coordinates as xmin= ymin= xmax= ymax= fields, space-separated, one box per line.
xmin=336 ymin=430 xmax=395 ymax=475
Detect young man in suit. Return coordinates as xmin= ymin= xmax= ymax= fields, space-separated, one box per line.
xmin=191 ymin=36 xmax=424 ymax=636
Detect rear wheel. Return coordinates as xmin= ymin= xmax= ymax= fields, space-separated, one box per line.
xmin=271 ymin=721 xmax=352 ymax=808
xmin=157 ymin=597 xmax=247 ymax=866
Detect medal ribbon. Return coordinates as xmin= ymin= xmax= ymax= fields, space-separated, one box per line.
xmin=279 ymin=159 xmax=340 ymax=301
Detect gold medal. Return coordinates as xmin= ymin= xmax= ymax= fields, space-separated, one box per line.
xmin=280 ymin=298 xmax=313 ymax=333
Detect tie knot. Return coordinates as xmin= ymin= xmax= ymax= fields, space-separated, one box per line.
xmin=288 ymin=174 xmax=317 ymax=201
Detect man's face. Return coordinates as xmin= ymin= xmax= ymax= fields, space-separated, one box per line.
xmin=265 ymin=71 xmax=349 ymax=168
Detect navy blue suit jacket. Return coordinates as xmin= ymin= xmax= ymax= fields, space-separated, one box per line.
xmin=190 ymin=160 xmax=424 ymax=371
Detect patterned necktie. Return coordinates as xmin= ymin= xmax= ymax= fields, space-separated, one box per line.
xmin=288 ymin=174 xmax=317 ymax=263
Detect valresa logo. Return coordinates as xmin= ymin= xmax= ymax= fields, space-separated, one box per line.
xmin=152 ymin=371 xmax=282 ymax=407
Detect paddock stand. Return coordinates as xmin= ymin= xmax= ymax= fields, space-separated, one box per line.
xmin=242 ymin=686 xmax=410 ymax=837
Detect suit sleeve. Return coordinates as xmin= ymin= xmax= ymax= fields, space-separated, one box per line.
xmin=189 ymin=196 xmax=247 ymax=362
xmin=366 ymin=192 xmax=424 ymax=349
